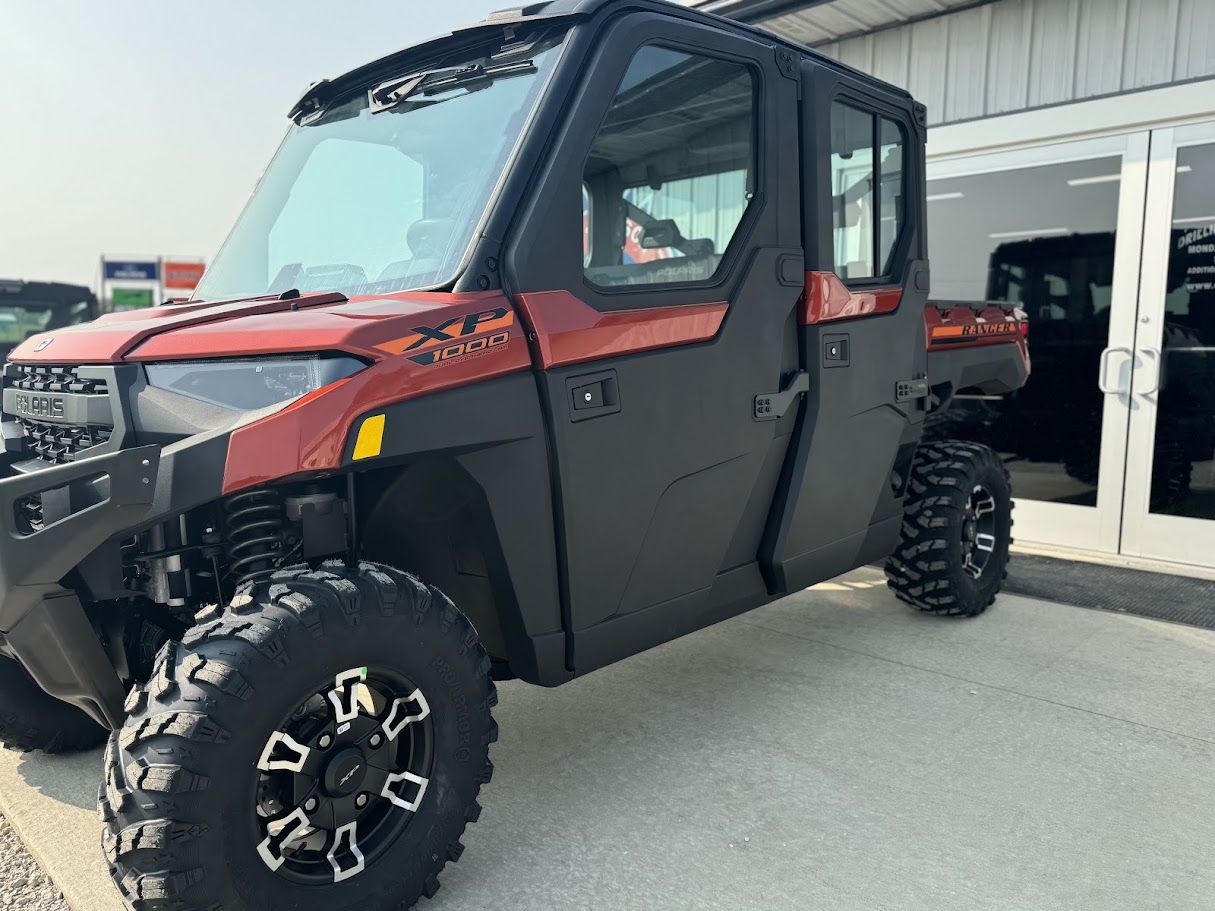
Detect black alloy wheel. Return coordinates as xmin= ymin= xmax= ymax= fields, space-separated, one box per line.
xmin=960 ymin=483 xmax=998 ymax=581
xmin=253 ymin=666 xmax=435 ymax=884
xmin=102 ymin=562 xmax=498 ymax=911
xmin=886 ymin=440 xmax=1013 ymax=617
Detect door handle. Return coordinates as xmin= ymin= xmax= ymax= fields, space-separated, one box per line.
xmin=1097 ymin=346 xmax=1131 ymax=395
xmin=567 ymin=369 xmax=620 ymax=422
xmin=1135 ymin=347 xmax=1162 ymax=395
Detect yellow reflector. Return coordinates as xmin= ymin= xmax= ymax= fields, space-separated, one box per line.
xmin=352 ymin=414 xmax=386 ymax=461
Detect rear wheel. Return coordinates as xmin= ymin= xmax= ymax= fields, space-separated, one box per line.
xmin=885 ymin=440 xmax=1012 ymax=617
xmin=0 ymin=654 xmax=106 ymax=753
xmin=100 ymin=561 xmax=497 ymax=911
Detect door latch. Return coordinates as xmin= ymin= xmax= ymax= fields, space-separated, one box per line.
xmin=754 ymin=371 xmax=809 ymax=421
xmin=894 ymin=378 xmax=930 ymax=403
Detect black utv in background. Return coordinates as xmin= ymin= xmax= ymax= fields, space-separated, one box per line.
xmin=0 ymin=280 xmax=99 ymax=363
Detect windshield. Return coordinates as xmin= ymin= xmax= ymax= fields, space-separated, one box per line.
xmin=0 ymin=300 xmax=93 ymax=344
xmin=194 ymin=33 xmax=564 ymax=301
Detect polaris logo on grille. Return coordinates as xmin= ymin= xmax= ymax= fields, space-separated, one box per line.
xmin=33 ymin=337 xmax=53 ymax=352
xmin=13 ymin=393 xmax=65 ymax=420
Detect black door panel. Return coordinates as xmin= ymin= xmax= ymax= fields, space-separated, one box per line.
xmin=761 ymin=61 xmax=929 ymax=593
xmin=543 ymin=246 xmax=803 ymax=633
xmin=503 ymin=13 xmax=805 ymax=672
xmin=764 ymin=267 xmax=928 ymax=593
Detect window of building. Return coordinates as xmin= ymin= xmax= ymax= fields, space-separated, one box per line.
xmin=924 ymin=153 xmax=1123 ymax=509
xmin=829 ymin=102 xmax=905 ymax=281
xmin=582 ymin=45 xmax=756 ymax=289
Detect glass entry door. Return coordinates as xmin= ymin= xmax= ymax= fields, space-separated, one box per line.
xmin=1120 ymin=122 xmax=1215 ymax=567
xmin=925 ymin=134 xmax=1149 ymax=555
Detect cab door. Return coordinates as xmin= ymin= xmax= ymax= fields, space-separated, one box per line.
xmin=504 ymin=13 xmax=804 ymax=673
xmin=763 ymin=63 xmax=929 ymax=592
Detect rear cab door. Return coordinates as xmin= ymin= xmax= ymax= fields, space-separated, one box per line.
xmin=504 ymin=8 xmax=804 ymax=673
xmin=761 ymin=60 xmax=930 ymax=591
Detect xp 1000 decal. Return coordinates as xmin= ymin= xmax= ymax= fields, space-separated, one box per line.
xmin=377 ymin=308 xmax=515 ymax=366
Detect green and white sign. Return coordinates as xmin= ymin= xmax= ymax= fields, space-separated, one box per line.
xmin=110 ymin=287 xmax=155 ymax=311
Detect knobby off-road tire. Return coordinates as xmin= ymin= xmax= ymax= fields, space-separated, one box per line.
xmin=0 ymin=654 xmax=106 ymax=753
xmin=885 ymin=440 xmax=1012 ymax=617
xmin=100 ymin=561 xmax=498 ymax=911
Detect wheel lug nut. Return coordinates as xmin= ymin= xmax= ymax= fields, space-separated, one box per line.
xmin=356 ymin=793 xmax=369 ymax=808
xmin=318 ymin=733 xmax=333 ymax=749
xmin=304 ymin=797 xmax=318 ymax=813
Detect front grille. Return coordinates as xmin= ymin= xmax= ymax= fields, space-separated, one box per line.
xmin=4 ymin=364 xmax=114 ymax=464
xmin=9 ymin=364 xmax=108 ymax=396
xmin=19 ymin=418 xmax=113 ymax=463
xmin=15 ymin=494 xmax=43 ymax=533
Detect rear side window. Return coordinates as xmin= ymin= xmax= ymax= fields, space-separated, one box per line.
xmin=582 ymin=45 xmax=757 ymax=289
xmin=829 ymin=101 xmax=906 ymax=281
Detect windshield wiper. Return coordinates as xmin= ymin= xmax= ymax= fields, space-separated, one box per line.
xmin=369 ymin=60 xmax=536 ymax=113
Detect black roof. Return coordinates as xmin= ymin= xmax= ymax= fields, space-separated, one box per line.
xmin=291 ymin=0 xmax=910 ymax=121
xmin=0 ymin=280 xmax=97 ymax=306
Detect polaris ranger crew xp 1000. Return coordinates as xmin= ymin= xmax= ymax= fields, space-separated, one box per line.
xmin=0 ymin=2 xmax=1028 ymax=907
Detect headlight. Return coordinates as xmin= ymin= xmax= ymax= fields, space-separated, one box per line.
xmin=144 ymin=356 xmax=365 ymax=410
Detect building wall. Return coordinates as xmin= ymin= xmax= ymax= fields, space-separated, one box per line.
xmin=796 ymin=0 xmax=1215 ymax=126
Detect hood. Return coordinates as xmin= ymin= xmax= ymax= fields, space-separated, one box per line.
xmin=9 ymin=290 xmax=513 ymax=365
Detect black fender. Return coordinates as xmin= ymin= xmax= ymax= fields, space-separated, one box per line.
xmin=341 ymin=371 xmax=569 ymax=686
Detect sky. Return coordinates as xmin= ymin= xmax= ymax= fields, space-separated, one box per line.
xmin=0 ymin=0 xmax=503 ymax=289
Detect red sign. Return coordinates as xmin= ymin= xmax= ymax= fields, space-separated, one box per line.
xmin=162 ymin=261 xmax=205 ymax=290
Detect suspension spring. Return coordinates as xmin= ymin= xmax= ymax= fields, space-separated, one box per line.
xmin=224 ymin=488 xmax=285 ymax=585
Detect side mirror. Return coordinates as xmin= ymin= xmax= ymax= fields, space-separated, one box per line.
xmin=639 ymin=219 xmax=681 ymax=249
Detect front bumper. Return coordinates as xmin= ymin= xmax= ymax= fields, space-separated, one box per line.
xmin=0 ymin=427 xmax=232 ymax=728
xmin=0 ymin=446 xmax=160 ymax=727
xmin=0 ymin=356 xmax=357 ymax=727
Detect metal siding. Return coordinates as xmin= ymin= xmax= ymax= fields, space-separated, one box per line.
xmin=1074 ymin=0 xmax=1128 ymax=98
xmin=870 ymin=25 xmax=913 ymax=90
xmin=908 ymin=15 xmax=950 ymax=119
xmin=1176 ymin=0 xmax=1215 ymax=80
xmin=1122 ymin=0 xmax=1181 ymax=89
xmin=1026 ymin=0 xmax=1080 ymax=107
xmin=762 ymin=0 xmax=1215 ymax=125
xmin=944 ymin=5 xmax=993 ymax=123
xmin=986 ymin=0 xmax=1033 ymax=114
xmin=837 ymin=33 xmax=875 ymax=73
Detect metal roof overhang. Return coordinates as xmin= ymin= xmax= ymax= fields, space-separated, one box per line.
xmin=687 ymin=0 xmax=994 ymax=47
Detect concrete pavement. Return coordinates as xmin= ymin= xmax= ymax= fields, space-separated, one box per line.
xmin=2 ymin=567 xmax=1213 ymax=910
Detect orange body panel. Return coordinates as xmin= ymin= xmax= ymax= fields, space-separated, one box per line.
xmin=799 ymin=271 xmax=902 ymax=325
xmin=221 ymin=292 xmax=532 ymax=493
xmin=925 ymin=303 xmax=1029 ymax=354
xmin=514 ymin=290 xmax=728 ymax=369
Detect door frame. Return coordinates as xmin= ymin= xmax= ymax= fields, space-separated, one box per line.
xmin=925 ymin=132 xmax=1149 ymax=555
xmin=1120 ymin=120 xmax=1215 ymax=568
xmin=923 ymin=80 xmax=1215 ymax=567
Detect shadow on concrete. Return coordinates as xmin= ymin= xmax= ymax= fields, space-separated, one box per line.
xmin=16 ymin=747 xmax=104 ymax=811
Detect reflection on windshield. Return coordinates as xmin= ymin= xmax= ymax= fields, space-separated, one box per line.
xmin=194 ymin=34 xmax=564 ymax=301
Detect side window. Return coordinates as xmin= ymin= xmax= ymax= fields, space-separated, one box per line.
xmin=583 ymin=45 xmax=757 ymax=289
xmin=829 ymin=102 xmax=906 ymax=281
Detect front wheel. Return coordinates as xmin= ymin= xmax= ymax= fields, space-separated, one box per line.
xmin=885 ymin=441 xmax=1012 ymax=617
xmin=100 ymin=562 xmax=497 ymax=911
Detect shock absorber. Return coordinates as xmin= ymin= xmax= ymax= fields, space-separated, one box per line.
xmin=224 ymin=488 xmax=285 ymax=585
